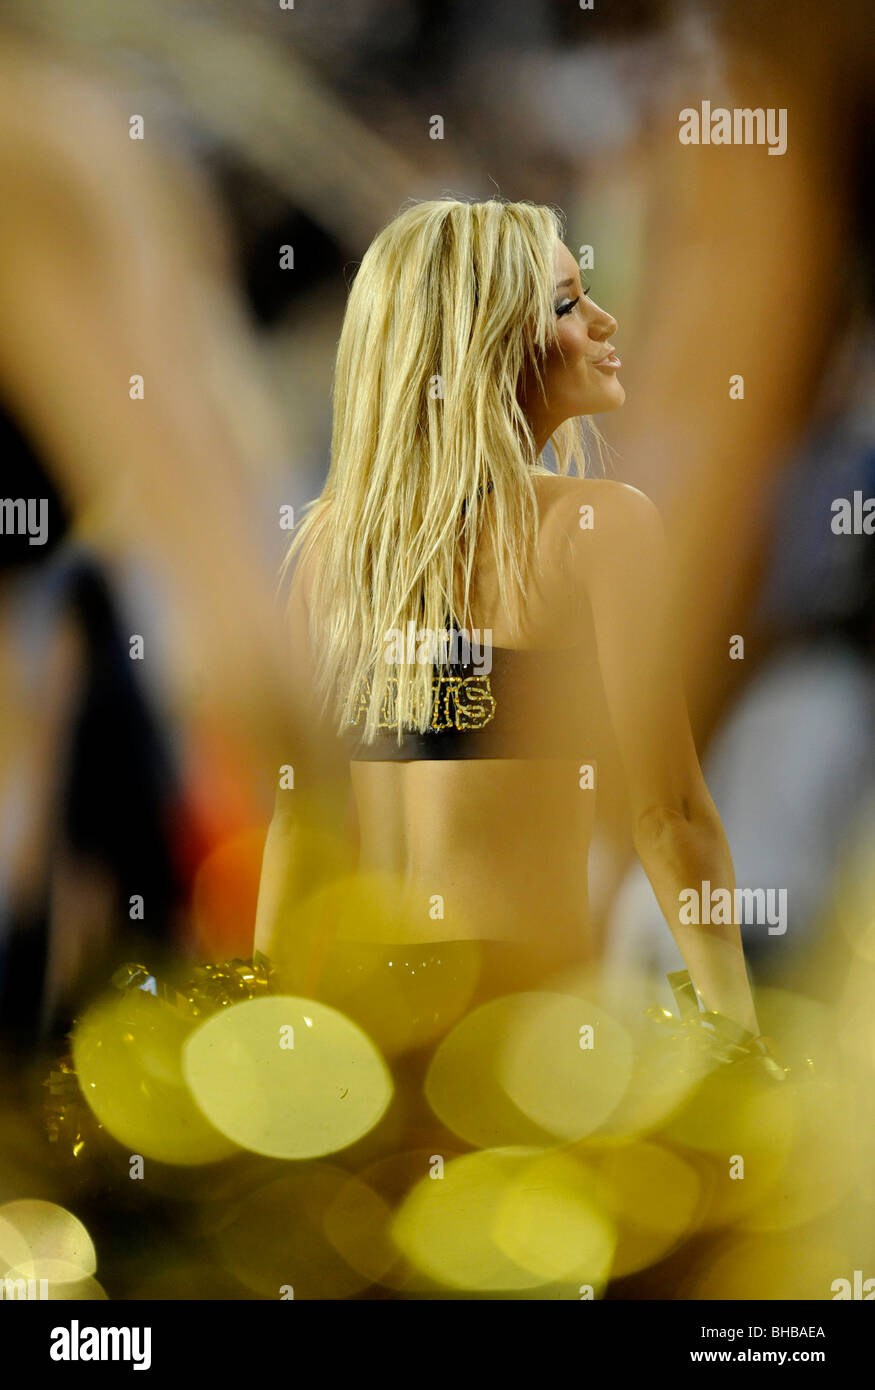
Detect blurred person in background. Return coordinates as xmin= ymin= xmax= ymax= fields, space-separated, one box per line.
xmin=0 ymin=408 xmax=182 ymax=1052
xmin=605 ymin=326 xmax=875 ymax=995
xmin=581 ymin=0 xmax=874 ymax=932
xmin=0 ymin=32 xmax=258 ymax=1047
xmin=0 ymin=10 xmax=430 ymax=1012
xmin=0 ymin=22 xmax=329 ymax=1043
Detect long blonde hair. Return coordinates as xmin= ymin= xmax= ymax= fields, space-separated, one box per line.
xmin=281 ymin=197 xmax=605 ymax=744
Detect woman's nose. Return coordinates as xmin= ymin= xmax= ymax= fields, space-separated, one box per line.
xmin=589 ymin=302 xmax=618 ymax=339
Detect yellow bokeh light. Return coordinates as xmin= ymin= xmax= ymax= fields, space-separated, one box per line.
xmin=0 ymin=1213 xmax=32 ymax=1275
xmin=182 ymin=995 xmax=392 ymax=1159
xmin=72 ymin=990 xmax=239 ymax=1166
xmin=548 ymin=966 xmax=715 ymax=1138
xmin=682 ymin=1230 xmax=851 ymax=1300
xmin=739 ymin=1073 xmax=861 ymax=1234
xmin=213 ymin=1165 xmax=386 ymax=1299
xmin=584 ymin=1140 xmax=702 ymax=1277
xmin=499 ymin=992 xmax=634 ymax=1139
xmin=301 ymin=939 xmax=482 ymax=1057
xmin=661 ymin=1058 xmax=797 ymax=1159
xmin=425 ymin=992 xmax=633 ymax=1147
xmin=42 ymin=1277 xmax=108 ymax=1300
xmin=0 ymin=1201 xmax=96 ymax=1284
xmin=351 ymin=1148 xmax=469 ymax=1293
xmin=392 ymin=1146 xmax=616 ymax=1295
xmin=321 ymin=1171 xmax=398 ymax=1286
xmin=601 ymin=1029 xmax=715 ymax=1140
xmin=293 ymin=872 xmax=425 ymax=948
xmin=493 ymin=1149 xmax=617 ymax=1288
xmin=392 ymin=1147 xmax=548 ymax=1292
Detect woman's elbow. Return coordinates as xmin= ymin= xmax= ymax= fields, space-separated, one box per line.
xmin=632 ymin=796 xmax=726 ymax=858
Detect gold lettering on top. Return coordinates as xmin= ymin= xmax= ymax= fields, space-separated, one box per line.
xmin=347 ymin=674 xmax=496 ymax=732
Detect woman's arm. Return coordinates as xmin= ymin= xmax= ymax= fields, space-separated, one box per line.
xmin=253 ymin=781 xmax=357 ymax=961
xmin=253 ymin=790 xmax=301 ymax=961
xmin=253 ymin=537 xmax=357 ymax=967
xmin=566 ymin=480 xmax=760 ymax=1035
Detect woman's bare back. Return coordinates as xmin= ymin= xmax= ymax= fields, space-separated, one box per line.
xmin=342 ymin=474 xmax=601 ymax=952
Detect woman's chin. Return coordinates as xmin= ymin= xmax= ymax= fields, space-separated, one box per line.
xmin=592 ymin=381 xmax=625 ymax=412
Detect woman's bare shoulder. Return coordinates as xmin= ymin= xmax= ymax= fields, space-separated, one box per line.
xmin=537 ymin=475 xmax=663 ymax=564
xmin=536 ymin=472 xmax=655 ymax=511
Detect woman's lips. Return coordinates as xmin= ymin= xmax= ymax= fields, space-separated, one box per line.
xmin=593 ymin=351 xmax=622 ymax=371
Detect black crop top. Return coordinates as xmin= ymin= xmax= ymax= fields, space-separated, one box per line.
xmin=343 ymin=635 xmax=590 ymax=761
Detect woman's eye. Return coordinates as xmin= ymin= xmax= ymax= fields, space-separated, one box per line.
xmin=556 ymin=296 xmax=580 ymax=317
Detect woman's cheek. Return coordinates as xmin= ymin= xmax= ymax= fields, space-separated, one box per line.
xmin=559 ymin=322 xmax=589 ymax=362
